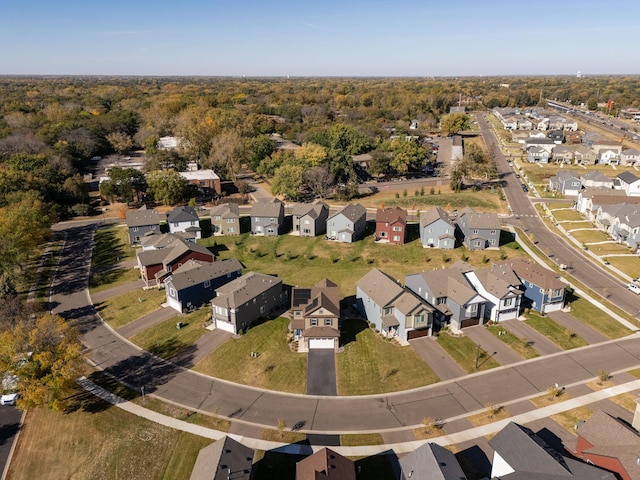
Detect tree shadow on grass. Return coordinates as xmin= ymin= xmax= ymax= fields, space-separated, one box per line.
xmin=340 ymin=318 xmax=368 ymax=347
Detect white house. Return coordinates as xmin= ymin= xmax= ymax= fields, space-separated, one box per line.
xmin=617 ymin=172 xmax=640 ymax=197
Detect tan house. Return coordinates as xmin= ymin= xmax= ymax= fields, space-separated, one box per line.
xmin=289 ymin=279 xmax=340 ymax=351
xmin=210 ymin=203 xmax=241 ymax=235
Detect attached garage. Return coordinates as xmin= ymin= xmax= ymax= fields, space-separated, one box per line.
xmin=167 ymin=296 xmax=183 ymax=313
xmin=407 ymin=328 xmax=431 ymax=340
xmin=309 ymin=338 xmax=335 ymax=349
xmin=460 ymin=318 xmax=481 ymax=328
xmin=215 ymin=319 xmax=236 ymax=334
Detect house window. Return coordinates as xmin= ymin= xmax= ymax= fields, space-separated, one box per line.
xmin=304 ymin=219 xmax=310 ymax=224
xmin=204 ymin=280 xmax=211 ymax=288
xmin=226 ymin=218 xmax=235 ymax=223
xmin=443 ymin=240 xmax=449 ymax=246
xmin=415 ymin=314 xmax=425 ymax=324
xmin=490 ymin=230 xmax=496 ymax=234
xmin=393 ymin=235 xmax=400 ymax=242
xmin=228 ymin=227 xmax=235 ymax=232
xmin=215 ymin=306 xmax=227 ymax=315
xmin=380 ymin=231 xmax=387 ymax=237
xmin=504 ymin=298 xmax=513 ymax=307
xmin=213 ymin=215 xmax=221 ymax=220
xmin=190 ymin=221 xmax=195 ymax=226
xmin=428 ymin=228 xmax=432 ymax=233
xmin=383 ymin=307 xmax=393 ymax=315
xmin=474 ymin=240 xmax=482 ymax=247
xmin=260 ymin=305 xmax=266 ymax=314
xmin=490 ymin=239 xmax=496 ymax=245
xmin=133 ymin=227 xmax=139 ymax=232
xmin=294 ymin=311 xmax=301 ymax=317
xmin=473 ymin=229 xmax=479 ymax=234
xmin=166 ymin=265 xmax=172 ymax=272
xmin=169 ymin=288 xmax=176 ymax=297
xmin=552 ymin=289 xmax=563 ymax=298
xmin=324 ymin=319 xmax=332 ymax=326
xmin=466 ymin=303 xmax=478 ymax=316
xmin=311 ymin=318 xmax=318 ymax=326
xmin=173 ymin=222 xmax=179 ymax=227
xmin=437 ymin=297 xmax=446 ymax=305
xmin=392 ymin=226 xmax=402 ymax=231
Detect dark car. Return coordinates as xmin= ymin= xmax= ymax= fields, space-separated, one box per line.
xmin=521 ymin=183 xmax=528 ymax=192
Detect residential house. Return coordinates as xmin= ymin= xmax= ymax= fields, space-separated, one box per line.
xmin=529 ymin=130 xmax=548 ymax=139
xmin=570 ymin=410 xmax=640 ymax=480
xmin=456 ymin=207 xmax=501 ymax=250
xmin=164 ymin=258 xmax=243 ymax=313
xmin=582 ymin=131 xmax=602 ymax=146
xmin=617 ymin=171 xmax=640 ymax=196
xmin=502 ymin=116 xmax=519 ymax=130
xmin=593 ymin=140 xmax=623 ymax=157
xmin=352 ymin=153 xmax=373 ymax=170
xmin=290 ymin=278 xmax=340 ymax=350
xmin=547 ymin=129 xmax=565 ymax=143
xmin=405 ymin=262 xmax=487 ymax=331
xmin=179 ymin=169 xmax=221 ymax=197
xmin=157 ymin=136 xmax=181 ymax=150
xmin=126 ymin=205 xmax=163 ymax=245
xmin=564 ymin=118 xmax=579 ymax=131
xmin=189 ymin=436 xmax=253 ymax=480
xmin=251 ymin=198 xmax=285 ymax=236
xmin=516 ymin=116 xmax=533 ymax=130
xmin=510 ymin=130 xmax=530 ymax=144
xmin=398 ymin=442 xmax=468 ymax=480
xmin=598 ymin=149 xmax=620 ymax=166
xmin=463 ymin=263 xmax=523 ymax=322
xmin=167 ymin=206 xmax=201 ymax=239
xmin=295 ymin=448 xmax=356 ymax=480
xmin=574 ymin=145 xmax=597 ymax=165
xmin=576 ymin=188 xmax=628 ymax=216
xmin=547 ymin=115 xmax=566 ymax=131
xmin=356 ymin=269 xmax=435 ymax=340
xmin=211 ymin=272 xmax=287 ymax=334
xmin=489 ymin=422 xmax=616 ymax=480
xmin=552 ymin=145 xmax=574 ymax=164
xmin=549 ymin=170 xmax=582 ymax=196
xmin=136 ymin=234 xmax=214 ymax=288
xmin=580 ymin=170 xmax=614 ymax=189
xmin=565 ymin=131 xmax=582 ymax=144
xmin=524 ymin=137 xmax=556 ymax=154
xmin=419 ymin=207 xmax=456 ymax=249
xmin=527 ymin=146 xmax=550 ymax=163
xmin=291 ymin=201 xmax=329 ymax=237
xmin=451 ymin=135 xmax=463 ymax=161
xmin=210 ymin=203 xmax=241 ymax=236
xmin=375 ymin=206 xmax=407 ymax=245
xmin=536 ymin=117 xmax=549 ymax=130
xmin=326 ymin=203 xmax=367 ymax=243
xmin=495 ymin=259 xmax=565 ymax=314
xmin=608 ymin=204 xmax=640 ymax=247
xmin=620 ymin=148 xmax=640 ymax=166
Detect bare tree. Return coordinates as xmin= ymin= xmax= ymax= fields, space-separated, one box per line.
xmin=303 ymin=166 xmax=334 ymax=199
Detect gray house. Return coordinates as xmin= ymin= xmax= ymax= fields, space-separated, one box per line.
xmin=549 ymin=170 xmax=582 ymax=196
xmin=580 ymin=170 xmax=613 ymax=189
xmin=419 ymin=207 xmax=456 ymax=249
xmin=210 ymin=203 xmax=241 ymax=236
xmin=164 ymin=258 xmax=243 ymax=313
xmin=405 ymin=261 xmax=487 ymax=331
xmin=456 ymin=207 xmax=501 ymax=250
xmin=291 ymin=201 xmax=329 ymax=237
xmin=326 ymin=203 xmax=367 ymax=243
xmin=211 ymin=272 xmax=287 ymax=334
xmin=398 ymin=443 xmax=467 ymax=480
xmin=125 ymin=205 xmax=163 ymax=245
xmin=189 ymin=436 xmax=253 ymax=480
xmin=251 ymin=198 xmax=285 ymax=236
xmin=620 ymin=148 xmax=640 ymax=166
xmin=167 ymin=206 xmax=201 ymax=239
xmin=527 ymin=146 xmax=550 ymax=163
xmin=356 ymin=268 xmax=434 ymax=341
xmin=463 ymin=263 xmax=523 ymax=323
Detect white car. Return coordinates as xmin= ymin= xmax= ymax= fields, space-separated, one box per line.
xmin=627 ymin=283 xmax=640 ymax=295
xmin=0 ymin=393 xmax=19 ymax=406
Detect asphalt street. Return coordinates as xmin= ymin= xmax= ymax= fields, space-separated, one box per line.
xmin=0 ymin=406 xmax=22 ymax=478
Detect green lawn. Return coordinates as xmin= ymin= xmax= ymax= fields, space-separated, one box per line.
xmin=129 ymin=308 xmax=211 ymax=360
xmin=436 ymin=332 xmax=500 ymax=373
xmin=193 ymin=317 xmax=308 ymax=394
xmin=340 ymin=433 xmax=384 ymax=446
xmin=566 ymin=294 xmax=632 ymax=339
xmin=550 ymin=209 xmax=584 ymax=222
xmin=383 ymin=190 xmax=503 ymax=210
xmin=336 ymin=319 xmax=439 ymax=395
xmin=89 ymin=267 xmax=141 ymax=293
xmin=486 ymin=325 xmax=539 ymax=360
xmin=524 ymin=313 xmax=589 ymax=349
xmin=96 ymin=288 xmax=166 ymax=330
xmin=89 ymin=224 xmax=139 ymax=291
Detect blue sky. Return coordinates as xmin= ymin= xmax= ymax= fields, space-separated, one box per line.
xmin=1 ymin=0 xmax=639 ymax=76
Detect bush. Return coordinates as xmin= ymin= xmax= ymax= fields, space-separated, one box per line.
xmin=70 ymin=203 xmax=91 ymax=217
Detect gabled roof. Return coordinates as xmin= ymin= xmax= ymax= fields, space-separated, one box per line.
xmin=376 ymin=206 xmax=407 ymax=224
xmin=458 ymin=207 xmax=500 ymax=230
xmin=580 ymin=170 xmax=611 ymax=183
xmin=137 ymin=234 xmax=213 ymax=267
xmin=420 ymin=207 xmax=454 ymax=228
xmin=167 ymin=258 xmax=244 ymax=291
xmin=211 ymin=272 xmax=281 ymax=309
xmin=126 ymin=205 xmax=163 ymax=228
xmin=167 ymin=206 xmax=199 ymax=223
xmin=617 ymin=171 xmax=640 ymax=184
xmin=622 ymin=148 xmax=640 ymax=156
xmin=291 ymin=201 xmax=328 ymax=219
xmin=399 ymin=442 xmax=468 ymax=480
xmin=471 ymin=264 xmax=522 ymax=298
xmin=328 ymin=203 xmax=366 ymax=222
xmin=409 ymin=262 xmax=482 ymax=306
xmin=251 ymin=198 xmax=283 ymax=217
xmin=551 ymin=170 xmax=581 ymax=184
xmin=189 ymin=436 xmax=253 ymax=480
xmin=292 ymin=278 xmax=340 ymax=318
xmin=210 ymin=203 xmax=239 ymax=218
xmin=494 ymin=259 xmax=564 ymax=291
xmin=295 ymin=448 xmax=356 ymax=480
xmin=357 ymin=268 xmax=405 ymax=307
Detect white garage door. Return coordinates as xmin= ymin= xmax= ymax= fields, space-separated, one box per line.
xmin=167 ymin=297 xmax=183 ymax=313
xmin=216 ymin=319 xmax=236 ymax=334
xmin=309 ymin=338 xmax=334 ymax=349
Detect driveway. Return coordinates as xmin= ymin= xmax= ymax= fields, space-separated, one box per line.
xmin=306 ymin=350 xmax=337 ymax=396
xmin=116 ymin=306 xmax=176 ymax=338
xmin=186 ymin=330 xmax=233 ymax=367
xmin=547 ymin=311 xmax=608 ymax=344
xmin=500 ymin=319 xmax=562 ymax=356
xmin=410 ymin=337 xmax=465 ymax=381
xmin=463 ymin=325 xmax=523 ymax=365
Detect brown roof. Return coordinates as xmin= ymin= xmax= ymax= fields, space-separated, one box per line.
xmin=376 ymin=206 xmax=407 ymax=225
xmin=356 ymin=268 xmax=404 ymax=307
xmin=458 ymin=207 xmax=500 ymax=230
xmin=211 ymin=272 xmax=281 ymax=309
xmin=251 ymin=198 xmax=283 ymax=217
xmin=420 ymin=206 xmax=454 ymax=228
xmin=210 ymin=203 xmax=239 ymax=218
xmin=295 ymin=448 xmax=356 ymax=480
xmin=126 ymin=206 xmax=163 ymax=227
xmin=301 ymin=326 xmax=340 ymax=338
xmin=494 ymin=259 xmax=565 ymax=291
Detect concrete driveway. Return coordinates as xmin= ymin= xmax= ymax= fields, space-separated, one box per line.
xmin=547 ymin=311 xmax=608 ymax=344
xmin=306 ymin=350 xmax=337 ymax=396
xmin=501 ymin=319 xmax=562 ymax=356
xmin=463 ymin=325 xmax=523 ymax=365
xmin=410 ymin=337 xmax=465 ymax=381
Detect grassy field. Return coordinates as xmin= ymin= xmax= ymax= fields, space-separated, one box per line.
xmin=95 ymin=288 xmax=166 ymax=330
xmin=90 ymin=224 xmax=139 ymax=291
xmin=486 ymin=325 xmax=539 ymax=359
xmin=549 ymin=209 xmax=584 ymax=222
xmin=588 ymin=243 xmax=635 ymax=256
xmin=193 ymin=317 xmax=308 ymax=394
xmin=336 ymin=319 xmax=439 ymax=395
xmin=565 ymin=294 xmax=632 ymax=339
xmin=340 ymin=433 xmax=384 ymax=446
xmin=436 ymin=332 xmax=500 ymax=373
xmin=524 ymin=313 xmax=589 ymax=349
xmin=129 ymin=308 xmax=211 ymax=360
xmin=607 ymin=255 xmax=640 ymax=279
xmin=551 ymin=406 xmax=594 ymax=434
xmin=569 ymin=229 xmax=612 ymax=244
xmin=7 ymin=398 xmax=210 ymax=480
xmin=381 ymin=188 xmax=506 ymax=211
xmin=563 ymin=221 xmax=596 ymax=230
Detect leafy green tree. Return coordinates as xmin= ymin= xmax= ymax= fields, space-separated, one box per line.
xmin=146 ymin=169 xmax=190 ymax=205
xmin=386 ymin=138 xmax=430 ymax=174
xmin=99 ymin=167 xmax=146 ymax=203
xmin=294 ymin=142 xmax=327 ymax=167
xmin=106 ymin=131 xmax=134 ymax=154
xmin=440 ymin=113 xmax=470 ymax=135
xmin=145 ymin=150 xmax=187 ymax=173
xmin=0 ymin=314 xmax=83 ymax=411
xmin=271 ymin=164 xmax=305 ymax=200
xmin=368 ymin=150 xmax=392 ymax=177
xmin=204 ymin=130 xmax=247 ymax=182
xmin=586 ymin=97 xmax=598 ymax=111
xmin=246 ymin=136 xmax=276 ymax=171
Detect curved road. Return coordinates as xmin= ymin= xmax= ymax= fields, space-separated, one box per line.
xmin=52 ymin=221 xmax=640 ymax=434
xmin=476 ymin=114 xmax=640 ymax=317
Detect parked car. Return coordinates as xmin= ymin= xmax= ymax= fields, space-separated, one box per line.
xmin=627 ymin=283 xmax=640 ymax=295
xmin=1 ymin=393 xmax=19 ymax=406
xmin=521 ymin=184 xmax=529 ymax=192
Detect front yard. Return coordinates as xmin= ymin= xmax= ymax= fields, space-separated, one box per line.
xmin=524 ymin=313 xmax=589 ymax=349
xmin=95 ymin=288 xmax=166 ymax=330
xmin=437 ymin=332 xmax=500 ymax=373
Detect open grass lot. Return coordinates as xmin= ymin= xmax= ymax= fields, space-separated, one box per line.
xmin=194 ymin=317 xmax=307 ymax=394
xmin=340 ymin=433 xmax=384 ymax=446
xmin=486 ymin=325 xmax=539 ymax=359
xmin=199 ymin=232 xmax=528 ymax=299
xmin=563 ymin=221 xmax=596 ymax=230
xmin=589 ymin=243 xmax=634 ymax=256
xmin=7 ymin=398 xmax=210 ymax=480
xmin=89 ymin=224 xmax=139 ymax=291
xmin=381 ymin=188 xmax=507 ymax=212
xmin=129 ymin=308 xmax=211 ymax=360
xmin=90 ymin=266 xmax=141 ymax=292
xmin=524 ymin=313 xmax=589 ymax=349
xmin=550 ymin=406 xmax=594 ymax=434
xmin=336 ymin=319 xmax=439 ymax=395
xmin=436 ymin=332 xmax=500 ymax=373
xmin=607 ymin=255 xmax=640 ymax=279
xmin=567 ymin=229 xmax=610 ymax=245
xmin=549 ymin=209 xmax=584 ymax=222
xmin=96 ymin=288 xmax=166 ymax=330
xmin=608 ymin=393 xmax=639 ymax=412
xmin=566 ymin=294 xmax=632 ymax=339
